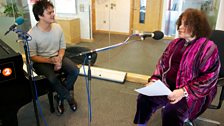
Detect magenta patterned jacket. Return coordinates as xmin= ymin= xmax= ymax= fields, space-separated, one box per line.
xmin=153 ymin=37 xmax=220 ymax=120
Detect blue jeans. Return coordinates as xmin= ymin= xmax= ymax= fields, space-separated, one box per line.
xmin=33 ymin=56 xmax=79 ymax=102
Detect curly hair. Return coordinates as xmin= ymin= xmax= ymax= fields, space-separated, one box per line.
xmin=32 ymin=0 xmax=54 ymax=21
xmin=176 ymin=8 xmax=211 ymax=38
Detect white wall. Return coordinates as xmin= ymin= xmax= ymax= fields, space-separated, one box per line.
xmin=215 ymin=0 xmax=224 ymax=30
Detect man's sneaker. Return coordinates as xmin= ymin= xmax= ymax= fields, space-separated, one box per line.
xmin=54 ymin=95 xmax=64 ymax=115
xmin=68 ymin=98 xmax=77 ymax=112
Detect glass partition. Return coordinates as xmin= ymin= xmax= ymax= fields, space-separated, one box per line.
xmin=88 ymin=0 xmax=221 ymax=75
xmin=0 ymin=0 xmax=221 ymax=76
xmin=162 ymin=0 xmax=221 ymax=37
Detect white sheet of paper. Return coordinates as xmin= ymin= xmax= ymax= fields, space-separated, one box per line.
xmin=135 ymin=80 xmax=172 ymax=96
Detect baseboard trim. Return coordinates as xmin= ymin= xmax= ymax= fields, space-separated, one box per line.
xmin=79 ymin=65 xmax=149 ymax=84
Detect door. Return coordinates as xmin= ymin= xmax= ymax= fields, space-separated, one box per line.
xmin=94 ymin=0 xmax=131 ymax=34
xmin=133 ymin=0 xmax=163 ymax=33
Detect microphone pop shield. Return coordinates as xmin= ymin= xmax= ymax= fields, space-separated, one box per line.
xmin=152 ymin=31 xmax=164 ymax=40
xmin=15 ymin=16 xmax=25 ymax=25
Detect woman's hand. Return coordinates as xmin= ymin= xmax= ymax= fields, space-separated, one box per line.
xmin=145 ymin=79 xmax=156 ymax=86
xmin=167 ymin=88 xmax=185 ymax=104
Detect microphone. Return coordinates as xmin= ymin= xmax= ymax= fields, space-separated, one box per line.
xmin=4 ymin=16 xmax=24 ymax=35
xmin=140 ymin=31 xmax=164 ymax=40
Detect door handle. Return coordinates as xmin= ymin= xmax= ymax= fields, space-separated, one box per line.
xmin=110 ymin=3 xmax=116 ymax=9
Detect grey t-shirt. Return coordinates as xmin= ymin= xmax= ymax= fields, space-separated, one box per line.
xmin=28 ymin=23 xmax=66 ymax=58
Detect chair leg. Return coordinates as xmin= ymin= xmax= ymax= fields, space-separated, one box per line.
xmin=184 ymin=119 xmax=194 ymax=126
xmin=48 ymin=91 xmax=55 ymax=113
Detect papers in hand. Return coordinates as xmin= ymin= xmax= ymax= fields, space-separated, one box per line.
xmin=135 ymin=80 xmax=172 ymax=96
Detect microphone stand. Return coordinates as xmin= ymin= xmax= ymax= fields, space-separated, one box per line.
xmin=74 ymin=34 xmax=140 ymax=57
xmin=85 ymin=53 xmax=92 ymax=126
xmin=14 ymin=29 xmax=40 ymax=126
xmin=78 ymin=34 xmax=139 ymax=125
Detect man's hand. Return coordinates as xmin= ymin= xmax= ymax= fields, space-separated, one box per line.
xmin=50 ymin=56 xmax=63 ymax=71
xmin=50 ymin=56 xmax=62 ymax=64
